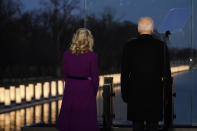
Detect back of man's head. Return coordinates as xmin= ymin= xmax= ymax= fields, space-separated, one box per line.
xmin=138 ymin=17 xmax=154 ymax=35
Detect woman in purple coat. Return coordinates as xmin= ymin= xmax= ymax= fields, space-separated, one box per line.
xmin=55 ymin=28 xmax=99 ymax=131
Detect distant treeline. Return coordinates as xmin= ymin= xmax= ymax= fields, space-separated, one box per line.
xmin=169 ymin=48 xmax=197 ymax=64
xmin=0 ymin=0 xmax=196 ymax=79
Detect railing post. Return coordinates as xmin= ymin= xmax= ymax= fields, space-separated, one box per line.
xmin=102 ymin=77 xmax=115 ymax=131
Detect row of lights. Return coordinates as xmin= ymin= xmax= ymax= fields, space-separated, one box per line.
xmin=0 ymin=80 xmax=65 ymax=107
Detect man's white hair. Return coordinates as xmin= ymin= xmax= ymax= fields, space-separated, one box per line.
xmin=138 ymin=17 xmax=154 ymax=32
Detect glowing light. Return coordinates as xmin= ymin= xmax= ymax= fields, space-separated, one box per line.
xmin=19 ymin=85 xmax=25 ymax=100
xmin=16 ymin=87 xmax=21 ymax=104
xmin=5 ymin=89 xmax=11 ymax=106
xmin=99 ymin=76 xmax=104 ymax=87
xmin=43 ymin=82 xmax=50 ymax=98
xmin=35 ymin=83 xmax=42 ymax=100
xmin=10 ymin=86 xmax=16 ymax=101
xmin=0 ymin=87 xmax=5 ymax=103
xmin=29 ymin=84 xmax=34 ymax=100
xmin=26 ymin=86 xmax=31 ymax=102
xmin=58 ymin=80 xmax=64 ymax=95
xmin=51 ymin=81 xmax=57 ymax=97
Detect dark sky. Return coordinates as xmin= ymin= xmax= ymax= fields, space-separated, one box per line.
xmin=22 ymin=0 xmax=196 ymax=48
xmin=22 ymin=0 xmax=41 ymax=10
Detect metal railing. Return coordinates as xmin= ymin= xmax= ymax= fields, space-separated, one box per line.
xmin=102 ymin=77 xmax=115 ymax=131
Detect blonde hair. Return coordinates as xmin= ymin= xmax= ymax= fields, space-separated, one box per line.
xmin=69 ymin=28 xmax=94 ymax=54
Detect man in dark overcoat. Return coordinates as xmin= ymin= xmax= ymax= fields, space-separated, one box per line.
xmin=121 ymin=17 xmax=172 ymax=131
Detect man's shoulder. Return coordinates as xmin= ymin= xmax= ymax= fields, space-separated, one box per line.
xmin=125 ymin=37 xmax=138 ymax=47
xmin=147 ymin=36 xmax=166 ymax=47
xmin=152 ymin=37 xmax=165 ymax=44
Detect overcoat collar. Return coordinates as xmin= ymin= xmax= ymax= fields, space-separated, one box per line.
xmin=138 ymin=34 xmax=153 ymax=39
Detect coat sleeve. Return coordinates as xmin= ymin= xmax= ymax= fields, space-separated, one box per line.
xmin=163 ymin=44 xmax=172 ymax=82
xmin=121 ymin=44 xmax=130 ymax=103
xmin=90 ymin=53 xmax=99 ymax=96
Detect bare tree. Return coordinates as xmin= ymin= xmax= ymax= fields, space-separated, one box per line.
xmin=40 ymin=0 xmax=79 ymax=77
xmin=100 ymin=6 xmax=116 ymax=27
xmin=0 ymin=0 xmax=21 ymax=17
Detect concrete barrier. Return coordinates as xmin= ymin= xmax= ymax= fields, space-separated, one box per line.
xmin=99 ymin=65 xmax=190 ymax=86
xmin=22 ymin=127 xmax=197 ymax=131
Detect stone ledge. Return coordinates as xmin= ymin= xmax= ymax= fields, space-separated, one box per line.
xmin=22 ymin=127 xmax=197 ymax=131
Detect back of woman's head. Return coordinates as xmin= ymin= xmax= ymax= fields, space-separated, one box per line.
xmin=69 ymin=28 xmax=94 ymax=54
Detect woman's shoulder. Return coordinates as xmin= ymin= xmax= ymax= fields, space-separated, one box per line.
xmin=63 ymin=50 xmax=72 ymax=56
xmin=88 ymin=51 xmax=98 ymax=58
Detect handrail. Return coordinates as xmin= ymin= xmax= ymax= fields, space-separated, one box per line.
xmin=102 ymin=77 xmax=115 ymax=131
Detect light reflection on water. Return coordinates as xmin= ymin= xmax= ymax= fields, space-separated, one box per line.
xmin=4 ymin=113 xmax=10 ymax=131
xmin=35 ymin=105 xmax=42 ymax=124
xmin=51 ymin=101 xmax=57 ymax=124
xmin=43 ymin=103 xmax=50 ymax=124
xmin=0 ymin=100 xmax=62 ymax=131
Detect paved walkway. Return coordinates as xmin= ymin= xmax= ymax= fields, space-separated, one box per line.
xmin=22 ymin=127 xmax=197 ymax=131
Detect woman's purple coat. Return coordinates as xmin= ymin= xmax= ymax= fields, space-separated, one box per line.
xmin=55 ymin=50 xmax=99 ymax=131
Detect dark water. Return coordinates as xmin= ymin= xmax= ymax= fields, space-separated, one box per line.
xmin=0 ymin=70 xmax=197 ymax=131
xmin=173 ymin=70 xmax=197 ymax=125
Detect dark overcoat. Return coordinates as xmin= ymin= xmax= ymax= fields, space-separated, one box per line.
xmin=121 ymin=34 xmax=171 ymax=121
